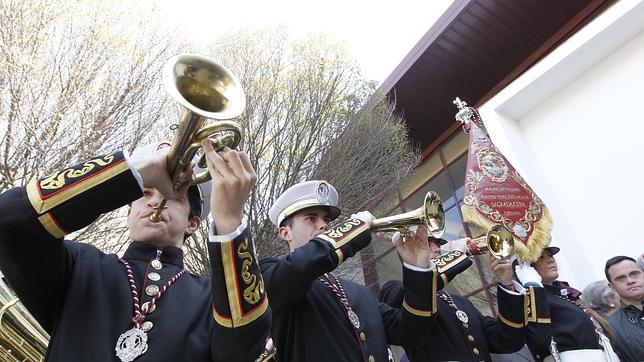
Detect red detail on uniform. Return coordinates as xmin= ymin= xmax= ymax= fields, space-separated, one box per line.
xmin=37 ymin=158 xmax=126 ymax=200
xmin=46 ymin=212 xmax=69 ymax=234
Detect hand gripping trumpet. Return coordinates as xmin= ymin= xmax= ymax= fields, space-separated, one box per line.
xmin=463 ymin=224 xmax=515 ymax=260
xmin=149 ymin=54 xmax=246 ymax=223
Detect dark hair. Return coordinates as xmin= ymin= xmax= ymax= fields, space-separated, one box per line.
xmin=187 ymin=185 xmax=201 ymax=220
xmin=604 ymin=255 xmax=636 ymax=281
xmin=183 ymin=185 xmax=202 ymax=240
xmin=279 ymin=217 xmax=294 ymax=229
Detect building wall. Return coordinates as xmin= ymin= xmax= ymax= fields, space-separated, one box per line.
xmin=478 ymin=0 xmax=644 ymax=288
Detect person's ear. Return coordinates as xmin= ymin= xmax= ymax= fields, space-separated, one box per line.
xmin=278 ymin=226 xmax=292 ymax=242
xmin=278 ymin=226 xmax=294 ymax=249
xmin=186 ymin=216 xmax=201 ymax=236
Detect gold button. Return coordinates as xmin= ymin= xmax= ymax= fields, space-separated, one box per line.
xmin=147 ymin=272 xmax=161 ymax=282
xmin=141 ymin=321 xmax=153 ymax=332
xmin=151 ymin=260 xmax=162 ymax=270
xmin=359 ymin=332 xmax=366 ymax=341
xmin=368 ymin=356 xmax=375 ymax=362
xmin=467 ymin=334 xmax=475 ymax=342
xmin=141 ymin=301 xmax=156 ymax=314
xmin=473 ymin=347 xmax=479 ymax=355
xmin=145 ymin=285 xmax=159 ymax=297
xmin=463 ymin=323 xmax=468 ymax=329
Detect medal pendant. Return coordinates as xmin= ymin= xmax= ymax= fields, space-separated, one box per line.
xmin=347 ymin=308 xmax=361 ymax=329
xmin=115 ymin=327 xmax=148 ymax=362
xmin=456 ymin=310 xmax=469 ymax=324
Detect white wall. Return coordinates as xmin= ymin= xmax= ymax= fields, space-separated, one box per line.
xmin=479 ymin=0 xmax=644 ymax=288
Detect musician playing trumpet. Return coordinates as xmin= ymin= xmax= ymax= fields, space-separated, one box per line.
xmin=380 ymin=226 xmax=537 ymax=362
xmin=0 ymin=139 xmax=270 ymax=362
xmin=260 ymin=180 xmax=438 ymax=362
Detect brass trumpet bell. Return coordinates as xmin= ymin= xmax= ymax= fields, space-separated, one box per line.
xmin=468 ymin=224 xmax=515 ymax=260
xmin=163 ymin=53 xmax=246 ymax=185
xmin=370 ymin=191 xmax=445 ymax=239
xmin=150 ymin=54 xmax=246 ymax=223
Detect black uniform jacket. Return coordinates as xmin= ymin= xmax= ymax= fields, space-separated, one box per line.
xmin=260 ymin=218 xmax=437 ymax=362
xmin=526 ymin=283 xmax=601 ymax=361
xmin=608 ymin=303 xmax=644 ymax=361
xmin=0 ymin=151 xmax=270 ymax=362
xmin=380 ymin=252 xmax=528 ymax=362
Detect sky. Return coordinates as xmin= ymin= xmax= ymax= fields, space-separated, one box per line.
xmin=156 ymin=0 xmax=454 ymax=84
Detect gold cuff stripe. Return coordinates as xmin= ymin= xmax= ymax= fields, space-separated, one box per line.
xmin=212 ymin=305 xmax=232 ymax=327
xmin=335 ymin=249 xmax=345 ymax=266
xmin=27 ymin=160 xmax=129 ymax=214
xmin=440 ymin=273 xmax=448 ymax=288
xmin=403 ymin=299 xmax=433 ymax=317
xmin=499 ymin=313 xmax=524 ymax=329
xmin=537 ymin=317 xmax=551 ymax=324
xmin=317 ymin=221 xmax=369 ymax=250
xmin=37 ymin=213 xmax=67 ymax=238
xmin=212 ymin=297 xmax=269 ymax=328
xmin=220 ymin=240 xmax=243 ymax=322
xmin=526 ymin=286 xmax=538 ymax=323
xmin=432 ymin=270 xmax=438 ymax=314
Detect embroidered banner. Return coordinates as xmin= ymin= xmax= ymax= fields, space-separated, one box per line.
xmin=453 ymin=98 xmax=552 ymax=262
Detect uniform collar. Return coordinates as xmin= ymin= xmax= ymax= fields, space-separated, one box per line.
xmin=123 ymin=242 xmax=184 ymax=268
xmin=545 ymin=280 xmax=581 ymax=299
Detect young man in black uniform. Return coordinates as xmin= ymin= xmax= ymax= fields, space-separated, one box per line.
xmin=0 ymin=140 xmax=270 ymax=361
xmin=260 ymin=180 xmax=437 ymax=362
xmin=380 ymin=226 xmax=530 ymax=362
xmin=515 ymin=246 xmax=618 ymax=362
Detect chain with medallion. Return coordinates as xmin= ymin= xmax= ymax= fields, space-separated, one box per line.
xmin=115 ymin=258 xmax=186 ymax=362
xmin=318 ymin=274 xmax=361 ymax=330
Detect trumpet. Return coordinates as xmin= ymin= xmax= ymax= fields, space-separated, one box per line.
xmin=370 ymin=191 xmax=445 ymax=239
xmin=150 ymin=54 xmax=246 ymax=223
xmin=462 ymin=224 xmax=515 ymax=260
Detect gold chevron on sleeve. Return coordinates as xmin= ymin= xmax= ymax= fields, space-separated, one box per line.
xmin=217 ymin=240 xmax=270 ymax=328
xmin=27 ymin=159 xmax=129 ymax=214
xmin=432 ymin=251 xmax=467 ymax=274
xmin=316 ymin=218 xmax=368 ymax=249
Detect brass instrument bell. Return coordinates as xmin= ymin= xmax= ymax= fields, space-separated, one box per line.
xmin=466 ymin=224 xmax=515 ymax=260
xmin=370 ymin=191 xmax=445 ymax=239
xmin=150 ymin=54 xmax=246 ymax=222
